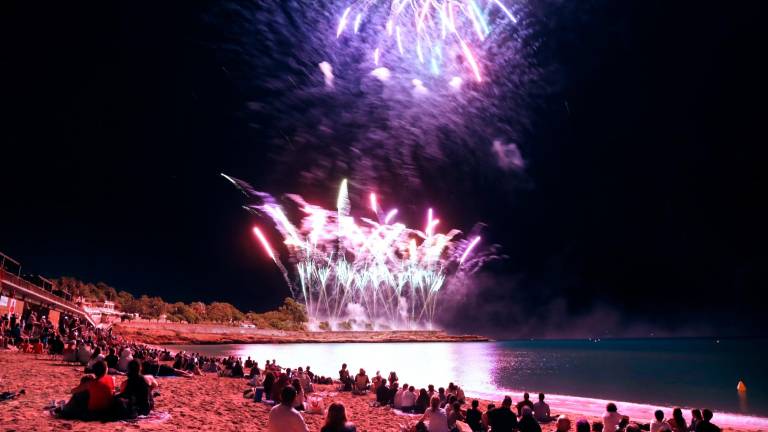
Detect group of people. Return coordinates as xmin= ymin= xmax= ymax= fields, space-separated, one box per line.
xmin=261 ymin=360 xmax=725 ymax=432
xmin=2 ymin=313 xmax=727 ymax=432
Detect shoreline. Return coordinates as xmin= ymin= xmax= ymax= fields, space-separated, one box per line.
xmin=112 ymin=323 xmax=490 ymax=345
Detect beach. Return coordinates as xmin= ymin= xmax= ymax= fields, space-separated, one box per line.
xmin=1 ymin=350 xmax=764 ymax=432
xmin=111 ymin=323 xmax=489 ymax=345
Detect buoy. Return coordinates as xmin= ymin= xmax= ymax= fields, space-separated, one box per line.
xmin=737 ymin=380 xmax=747 ymax=392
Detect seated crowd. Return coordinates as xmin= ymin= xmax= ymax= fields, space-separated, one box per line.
xmin=3 ymin=312 xmax=725 ymax=431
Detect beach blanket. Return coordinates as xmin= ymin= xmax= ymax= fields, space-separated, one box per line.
xmin=120 ymin=411 xmax=171 ymax=424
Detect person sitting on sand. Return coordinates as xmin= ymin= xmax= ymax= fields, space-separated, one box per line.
xmin=465 ymin=400 xmax=483 ymax=432
xmin=555 ymin=415 xmax=573 ymax=432
xmin=689 ymin=410 xmax=703 ymax=432
xmin=488 ymin=396 xmax=519 ymax=432
xmin=117 ymin=359 xmax=154 ymax=416
xmin=321 ymin=402 xmax=356 ymax=432
xmin=420 ymin=396 xmax=450 ymax=432
xmin=59 ymin=360 xmax=115 ymax=420
xmin=438 ymin=387 xmax=447 ymax=407
xmin=516 ymin=392 xmax=535 ymax=417
xmin=669 ymin=408 xmax=687 ymax=432
xmin=376 ymin=378 xmax=390 ymax=405
xmin=402 ymin=385 xmax=417 ymax=413
xmin=650 ymin=410 xmax=670 ymax=432
xmin=603 ymin=403 xmax=623 ymax=432
xmin=483 ymin=403 xmax=496 ymax=430
xmin=105 ymin=347 xmax=119 ymax=371
xmin=448 ymin=401 xmax=465 ymax=431
xmin=272 ymin=372 xmax=291 ymax=402
xmin=231 ymin=360 xmax=245 ymax=378
xmin=267 ymin=386 xmax=309 ymax=432
xmin=694 ymin=410 xmax=720 ymax=432
xmin=354 ymin=368 xmax=370 ymax=394
xmin=297 ymin=367 xmax=313 ymax=393
xmin=519 ymin=407 xmax=542 ymax=432
xmin=76 ymin=342 xmax=92 ymax=366
xmin=249 ymin=361 xmax=261 ymax=377
xmin=445 ymin=395 xmax=457 ymax=417
xmin=416 ymin=388 xmax=430 ymax=414
xmin=339 ymin=363 xmax=352 ymax=391
xmin=118 ymin=347 xmax=133 ymax=372
xmin=534 ymin=393 xmax=553 ymax=422
xmin=394 ymin=383 xmax=408 ymax=409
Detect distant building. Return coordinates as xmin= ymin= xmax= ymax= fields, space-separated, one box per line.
xmin=76 ymin=297 xmax=121 ymax=324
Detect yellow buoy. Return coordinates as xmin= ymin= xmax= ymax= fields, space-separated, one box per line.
xmin=737 ymin=380 xmax=747 ymax=392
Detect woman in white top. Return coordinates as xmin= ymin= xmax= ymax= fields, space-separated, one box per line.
xmin=420 ymin=396 xmax=450 ymax=432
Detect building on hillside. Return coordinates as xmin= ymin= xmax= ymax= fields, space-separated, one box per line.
xmin=76 ymin=297 xmax=121 ymax=324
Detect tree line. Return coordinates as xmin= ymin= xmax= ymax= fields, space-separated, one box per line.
xmin=53 ymin=277 xmax=307 ymax=330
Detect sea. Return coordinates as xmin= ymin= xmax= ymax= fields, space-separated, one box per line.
xmin=166 ymin=338 xmax=768 ymax=429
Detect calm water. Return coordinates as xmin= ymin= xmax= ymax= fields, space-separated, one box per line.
xmin=167 ymin=338 xmax=768 ymax=427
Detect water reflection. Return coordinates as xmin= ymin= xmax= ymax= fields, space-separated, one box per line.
xmin=167 ymin=339 xmax=768 ymax=428
xmin=233 ymin=342 xmax=497 ymax=395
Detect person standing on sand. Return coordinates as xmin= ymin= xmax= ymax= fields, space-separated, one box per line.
xmin=267 ymin=386 xmax=309 ymax=432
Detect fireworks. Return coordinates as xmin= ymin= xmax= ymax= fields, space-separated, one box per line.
xmin=335 ymin=0 xmax=518 ymax=84
xmin=225 ymin=174 xmax=492 ymax=330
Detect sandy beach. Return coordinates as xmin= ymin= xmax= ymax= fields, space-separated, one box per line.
xmin=111 ymin=323 xmax=489 ymax=345
xmin=1 ymin=350 xmax=762 ymax=432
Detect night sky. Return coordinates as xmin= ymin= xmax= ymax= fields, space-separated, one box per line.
xmin=3 ymin=1 xmax=766 ymax=338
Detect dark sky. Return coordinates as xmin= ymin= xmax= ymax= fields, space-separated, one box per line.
xmin=3 ymin=0 xmax=766 ymax=337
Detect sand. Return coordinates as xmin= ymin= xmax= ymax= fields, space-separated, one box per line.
xmin=0 ymin=350 xmax=761 ymax=432
xmin=111 ymin=323 xmax=489 ymax=345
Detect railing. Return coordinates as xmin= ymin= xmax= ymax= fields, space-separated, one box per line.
xmin=0 ymin=267 xmax=95 ymax=326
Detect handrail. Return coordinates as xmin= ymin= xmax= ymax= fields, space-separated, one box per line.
xmin=1 ymin=268 xmax=95 ymax=326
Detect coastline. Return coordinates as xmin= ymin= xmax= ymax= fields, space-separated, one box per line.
xmin=1 ymin=350 xmax=765 ymax=432
xmin=112 ymin=323 xmax=490 ymax=345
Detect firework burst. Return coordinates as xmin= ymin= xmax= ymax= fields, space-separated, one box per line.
xmin=335 ymin=0 xmax=519 ymax=85
xmin=225 ymin=174 xmax=494 ymax=329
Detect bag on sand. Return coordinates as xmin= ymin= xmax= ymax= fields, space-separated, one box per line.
xmin=305 ymin=396 xmax=325 ymax=414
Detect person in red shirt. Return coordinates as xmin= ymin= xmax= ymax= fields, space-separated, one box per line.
xmin=59 ymin=360 xmax=115 ymax=419
xmin=85 ymin=360 xmax=115 ymax=413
